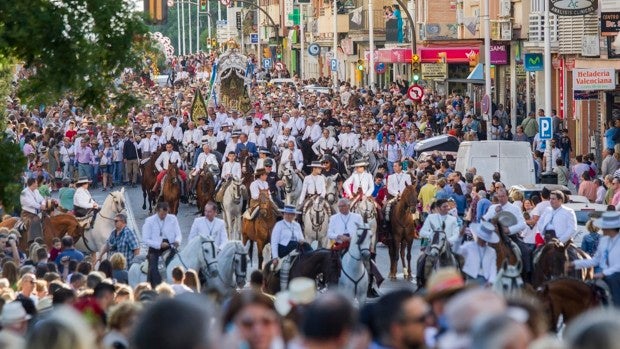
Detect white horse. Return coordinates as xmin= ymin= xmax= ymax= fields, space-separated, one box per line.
xmin=493 ymin=259 xmax=524 ymax=297
xmin=75 ymin=188 xmax=126 ymax=254
xmin=351 ymin=196 xmax=378 ymax=251
xmin=339 ymin=223 xmax=373 ymax=305
xmin=222 ymin=179 xmax=245 ymax=241
xmin=210 ymin=241 xmax=250 ymax=296
xmin=324 ymin=173 xmax=340 ymax=212
xmin=282 ymin=167 xmax=302 ymax=205
xmin=127 ymin=236 xmax=220 ymax=288
xmin=302 ymin=196 xmax=331 ymax=248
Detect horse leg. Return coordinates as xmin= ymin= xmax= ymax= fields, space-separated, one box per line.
xmin=142 ymin=189 xmax=147 ymax=210
xmin=256 ymin=239 xmax=265 ymax=270
xmin=400 ymin=238 xmax=409 ymax=279
xmin=393 ymin=236 xmax=402 ymax=280
xmin=405 ymin=238 xmax=414 ymax=281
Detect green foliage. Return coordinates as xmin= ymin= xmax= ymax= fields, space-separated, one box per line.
xmin=0 ymin=135 xmax=27 ymax=212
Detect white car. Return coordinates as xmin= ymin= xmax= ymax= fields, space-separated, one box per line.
xmin=564 ymin=202 xmax=608 ymax=247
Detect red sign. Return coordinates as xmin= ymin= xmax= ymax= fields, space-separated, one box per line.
xmin=419 ymin=47 xmax=480 ymax=64
xmin=408 ymin=84 xmax=424 ymax=102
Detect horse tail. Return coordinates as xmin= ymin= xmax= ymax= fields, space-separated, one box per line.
xmin=248 ymin=240 xmax=254 ymax=268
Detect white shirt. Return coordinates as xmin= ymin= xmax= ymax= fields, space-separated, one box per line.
xmin=574 ymin=235 xmax=620 ymax=276
xmin=535 ymin=205 xmax=577 ymax=244
xmin=20 ymin=187 xmax=45 ymax=214
xmin=454 ymin=240 xmax=497 ymax=283
xmin=482 ymin=202 xmax=527 ymax=235
xmin=302 ymin=124 xmax=322 ymax=142
xmin=362 ymin=138 xmax=380 ymax=152
xmin=248 ymin=132 xmax=267 ymax=148
xmin=312 ymin=137 xmax=337 ymax=155
xmin=142 ymin=214 xmax=182 ymax=249
xmin=149 ymin=135 xmax=161 ymax=152
xmin=73 ymin=187 xmax=97 ymax=209
xmin=193 ymin=152 xmax=219 ymax=176
xmin=387 ymin=172 xmax=412 ymax=197
xmin=298 ymin=174 xmax=327 ymax=203
xmin=138 ymin=138 xmax=150 ymax=154
xmin=343 ymin=172 xmax=374 ymax=197
xmin=419 ymin=213 xmax=460 ymax=248
xmin=182 ymin=129 xmax=202 ymax=147
xmin=155 ymin=151 xmax=183 ymax=172
xmin=271 ymin=219 xmax=305 ymax=258
xmin=164 ymin=125 xmax=183 ymax=142
xmin=327 ymin=212 xmax=364 ymax=241
xmin=256 ymin=158 xmax=277 ymax=173
xmin=221 ymin=161 xmax=242 ymax=180
xmin=250 ymin=179 xmax=269 ymax=199
xmin=275 ymin=134 xmax=295 ymax=148
xmin=279 ymin=148 xmax=304 ymax=172
xmin=385 ymin=142 xmax=401 ymax=162
xmin=338 ymin=132 xmax=358 ymax=150
xmin=59 ymin=145 xmax=74 ymax=163
xmin=188 ymin=216 xmax=228 ymax=250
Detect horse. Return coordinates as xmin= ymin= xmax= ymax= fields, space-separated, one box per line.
xmin=141 ymin=148 xmax=162 ymax=213
xmin=242 ymin=190 xmax=279 ymax=269
xmin=74 ymin=189 xmax=127 ymax=253
xmin=263 ymin=247 xmax=342 ymax=295
xmin=388 ymin=185 xmax=420 ymax=281
xmin=536 ymin=278 xmax=607 ymax=332
xmin=195 ymin=165 xmax=217 ymax=213
xmin=351 ymin=195 xmax=378 ymax=252
xmin=161 ymin=162 xmax=181 ymax=214
xmin=210 ymin=241 xmax=249 ymax=296
xmin=339 ymin=223 xmax=373 ymax=304
xmin=180 ymin=142 xmax=197 ymax=170
xmin=324 ymin=173 xmax=340 ymax=212
xmin=222 ymin=179 xmax=245 ymax=241
xmin=281 ymin=167 xmax=302 ymax=205
xmin=416 ymin=230 xmax=460 ymax=288
xmin=532 ymin=239 xmax=593 ymax=288
xmin=489 ymin=219 xmax=522 ymax=271
xmin=493 ymin=259 xmax=525 ymax=297
xmin=239 ymin=150 xmax=255 ymax=190
xmin=302 ymin=196 xmax=331 ymax=248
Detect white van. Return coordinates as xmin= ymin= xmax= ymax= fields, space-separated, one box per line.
xmin=455 ymin=141 xmax=535 ymax=188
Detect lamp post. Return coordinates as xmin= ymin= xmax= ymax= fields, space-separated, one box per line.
xmin=543 ymin=0 xmax=552 ymax=173
xmin=332 ymin=0 xmax=338 ymax=88
xmin=368 ymin=0 xmax=375 ymax=88
xmin=484 ymin=0 xmax=491 ymax=140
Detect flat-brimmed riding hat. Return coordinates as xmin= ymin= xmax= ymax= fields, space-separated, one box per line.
xmin=258 ymin=147 xmax=271 ymax=155
xmin=425 ymin=267 xmax=466 ymax=302
xmin=351 ymin=160 xmax=369 ymax=168
xmin=279 ymin=205 xmax=301 ymax=215
xmin=309 ymin=161 xmax=323 ymax=168
xmin=274 ymin=277 xmax=316 ymax=316
xmin=263 ymin=159 xmax=274 ymax=167
xmin=75 ymin=177 xmax=92 ymax=186
xmin=594 ymin=211 xmax=620 ymax=230
xmin=496 ymin=211 xmax=518 ymax=230
xmin=470 ymin=222 xmax=499 ymax=243
xmin=1 ymin=302 xmax=31 ymax=325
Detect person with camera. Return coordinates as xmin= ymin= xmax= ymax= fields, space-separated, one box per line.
xmin=142 ymin=202 xmax=182 ymax=287
xmin=0 ymin=231 xmax=23 ymax=265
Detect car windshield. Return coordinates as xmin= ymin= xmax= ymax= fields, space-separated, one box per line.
xmin=574 ymin=210 xmax=602 ymax=225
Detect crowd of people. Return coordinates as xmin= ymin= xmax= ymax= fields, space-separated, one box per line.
xmin=1 ymin=50 xmax=620 ymax=349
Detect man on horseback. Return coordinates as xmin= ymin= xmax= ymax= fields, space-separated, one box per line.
xmin=189 ymin=202 xmax=228 ymax=251
xmin=535 ymin=190 xmax=577 ymax=244
xmin=419 ymin=199 xmax=460 ymax=248
xmin=312 ymin=129 xmax=338 ymax=157
xmin=270 ymin=205 xmax=309 ymax=290
xmin=243 ymin=168 xmax=271 ymax=220
xmin=152 ymin=142 xmax=188 ymax=203
xmin=215 ymin=151 xmax=242 ymax=203
xmin=73 ymin=177 xmax=99 ymax=217
xmin=263 ymin=159 xmax=285 ymax=208
xmin=297 ymin=161 xmax=326 ymax=211
xmin=142 ymin=202 xmax=182 ymax=287
xmin=189 ymin=143 xmax=218 ymax=196
xmin=454 ymin=222 xmax=499 ymax=285
xmin=19 ymin=177 xmax=47 ymax=242
xmin=384 ymin=161 xmax=412 ymax=223
xmin=568 ymin=211 xmax=620 ymax=307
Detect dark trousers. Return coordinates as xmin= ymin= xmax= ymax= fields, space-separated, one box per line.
xmin=147 ymin=247 xmax=162 ymax=288
xmin=604 ymin=272 xmax=620 ymax=307
xmin=278 ymin=241 xmax=299 ymax=258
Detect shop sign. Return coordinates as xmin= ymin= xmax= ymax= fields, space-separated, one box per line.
xmin=601 ymin=12 xmax=620 ymax=34
xmin=549 ymin=0 xmax=597 ymax=16
xmin=421 ymin=63 xmax=447 ymax=79
xmin=490 ymin=45 xmax=508 ymax=65
xmin=573 ymin=68 xmax=617 ymax=91
xmin=419 ymin=47 xmax=479 ymax=64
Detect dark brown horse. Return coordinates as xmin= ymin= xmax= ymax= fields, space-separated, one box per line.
xmin=239 ymin=150 xmax=255 ymax=191
xmin=242 ymin=190 xmax=279 ymax=269
xmin=532 ymin=239 xmax=593 ymax=288
xmin=141 ymin=148 xmax=162 ymax=213
xmin=161 ymin=162 xmax=181 ymax=214
xmin=388 ymin=184 xmax=420 ymax=280
xmin=195 ymin=167 xmax=216 ymax=213
xmin=489 ymin=221 xmax=521 ymax=270
xmin=262 ymin=248 xmax=342 ymax=294
xmin=537 ymin=278 xmax=606 ymax=332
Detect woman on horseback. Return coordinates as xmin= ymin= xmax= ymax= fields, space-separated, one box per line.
xmin=73 ymin=177 xmax=99 ymax=217
xmin=270 ymin=205 xmax=308 ymax=290
xmin=298 ymin=161 xmax=326 ymax=210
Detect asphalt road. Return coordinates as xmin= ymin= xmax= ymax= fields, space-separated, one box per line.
xmin=90 ymin=185 xmax=422 ymax=294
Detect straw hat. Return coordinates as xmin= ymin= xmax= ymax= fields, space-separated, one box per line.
xmin=351 ymin=160 xmax=369 ymax=168
xmin=425 ymin=267 xmax=466 ymax=302
xmin=274 ymin=277 xmax=317 ymax=316
xmin=470 ymin=222 xmax=500 ymax=243
xmin=1 ymin=302 xmax=31 ymax=325
xmin=594 ymin=211 xmax=620 ymax=230
xmin=309 ymin=161 xmax=323 ymax=168
xmin=75 ymin=177 xmax=92 ymax=186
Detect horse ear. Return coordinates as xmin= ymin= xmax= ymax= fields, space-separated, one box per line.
xmin=121 ymin=187 xmax=125 ymax=194
xmin=244 ymin=240 xmax=251 ymax=252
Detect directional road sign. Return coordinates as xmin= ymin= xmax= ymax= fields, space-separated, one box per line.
xmin=275 ymin=62 xmax=284 ymax=71
xmin=263 ymin=58 xmax=272 ymax=69
xmin=407 ymin=84 xmax=424 ymax=102
xmin=538 ymin=116 xmax=553 ymax=140
xmin=330 ymin=59 xmax=338 ymax=72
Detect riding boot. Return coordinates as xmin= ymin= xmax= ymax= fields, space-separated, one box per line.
xmin=151 ymin=181 xmax=159 ymax=194
xmin=280 ymin=257 xmax=291 ymax=291
xmin=180 ymin=180 xmax=188 ymax=204
xmin=367 ymin=274 xmax=380 ymax=298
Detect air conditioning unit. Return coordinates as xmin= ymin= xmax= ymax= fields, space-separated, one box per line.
xmin=499 ymin=0 xmax=511 ymax=17
xmin=491 ymin=20 xmax=512 ymax=41
xmin=528 ymin=12 xmax=558 ymax=43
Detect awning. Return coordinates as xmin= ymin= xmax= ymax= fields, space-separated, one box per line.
xmin=364 ymin=48 xmax=413 ymax=63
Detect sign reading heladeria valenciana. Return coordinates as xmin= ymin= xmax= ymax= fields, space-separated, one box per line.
xmin=549 ymin=0 xmax=597 ymax=16
xmin=573 ymin=68 xmax=617 ymax=91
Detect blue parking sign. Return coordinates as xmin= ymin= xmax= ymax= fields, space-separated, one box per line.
xmin=330 ymin=59 xmax=338 ymax=72
xmin=538 ymin=117 xmax=552 ymax=140
xmin=263 ymin=58 xmax=271 ymax=69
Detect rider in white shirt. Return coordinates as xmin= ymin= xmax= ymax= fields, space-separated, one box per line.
xmin=535 ymin=190 xmax=577 ymax=244
xmin=270 ymin=205 xmax=307 ymax=290
xmin=152 ymin=142 xmax=188 ymax=201
xmin=326 ymin=198 xmax=364 ymax=245
xmin=248 ymin=125 xmax=267 ymax=148
xmin=190 ymin=143 xmax=219 ymax=195
xmin=20 ymin=178 xmax=47 ymax=241
xmin=142 ymin=202 xmax=182 ymax=287
xmin=279 ymin=140 xmax=304 ymax=174
xmin=419 ymin=199 xmax=460 ymax=248
xmin=343 ymin=160 xmax=374 ymax=200
xmin=312 ymin=129 xmax=338 ymax=156
xmin=453 ymin=221 xmax=499 ymax=285
xmin=298 ymin=161 xmax=327 ymax=209
xmin=301 ymin=117 xmax=322 ymax=143
xmin=73 ymin=177 xmax=99 ymax=217
xmin=188 ymin=202 xmax=228 ymax=251
xmin=163 ymin=117 xmax=183 ymax=143
xmin=384 ymin=162 xmax=412 ymax=220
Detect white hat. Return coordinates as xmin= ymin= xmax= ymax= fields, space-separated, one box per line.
xmin=470 ymin=222 xmax=499 ymax=243
xmin=274 ymin=277 xmax=317 ymax=316
xmin=75 ymin=177 xmax=92 ymax=185
xmin=309 ymin=161 xmax=323 ymax=168
xmin=351 ymin=160 xmax=369 ymax=168
xmin=1 ymin=302 xmax=31 ymax=325
xmin=594 ymin=211 xmax=620 ymax=230
xmin=279 ymin=205 xmax=301 ymax=215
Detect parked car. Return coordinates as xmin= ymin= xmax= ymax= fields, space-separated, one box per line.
xmin=564 ymin=202 xmax=608 ymax=246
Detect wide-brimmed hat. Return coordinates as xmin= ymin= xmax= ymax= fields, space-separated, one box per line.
xmin=263 ymin=159 xmax=274 ymax=167
xmin=309 ymin=161 xmax=323 ymax=168
xmin=279 ymin=205 xmax=301 ymax=215
xmin=594 ymin=211 xmax=620 ymax=230
xmin=254 ymin=168 xmax=267 ymax=177
xmin=274 ymin=277 xmax=317 ymax=316
xmin=496 ymin=211 xmax=518 ymax=229
xmin=75 ymin=177 xmax=92 ymax=185
xmin=470 ymin=222 xmax=499 ymax=243
xmin=425 ymin=267 xmax=466 ymax=302
xmin=351 ymin=160 xmax=369 ymax=168
xmin=232 ymin=130 xmax=241 ymax=137
xmin=1 ymin=302 xmax=31 ymax=325
xmin=258 ymin=147 xmax=271 ymax=155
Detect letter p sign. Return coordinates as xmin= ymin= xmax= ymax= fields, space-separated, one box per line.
xmin=538 ymin=117 xmax=552 ymax=140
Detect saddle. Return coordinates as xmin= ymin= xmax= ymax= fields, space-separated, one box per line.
xmin=242 ymin=206 xmax=260 ymax=220
xmin=139 ymin=249 xmax=174 ymax=274
xmin=140 ymin=157 xmax=151 ymax=166
xmin=270 ymin=250 xmax=299 ymax=273
xmin=589 ymin=279 xmax=613 ymax=306
xmin=75 ymin=212 xmax=95 ymax=230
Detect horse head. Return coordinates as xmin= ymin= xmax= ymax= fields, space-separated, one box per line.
xmin=108 ymin=189 xmax=126 ymax=213
xmin=282 ymin=168 xmax=293 ymax=192
xmin=352 ymin=223 xmax=372 ymax=261
xmin=403 ymin=185 xmax=418 ymax=213
xmin=167 ymin=162 xmax=179 ymax=183
xmin=428 ymin=230 xmax=447 ymax=258
xmin=494 ymin=259 xmax=524 ymax=295
xmin=200 ymin=238 xmax=219 ymax=279
xmin=231 ymin=179 xmax=243 ymax=202
xmin=233 ymin=242 xmax=249 ymax=288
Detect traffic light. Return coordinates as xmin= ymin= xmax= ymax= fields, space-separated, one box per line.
xmin=356 ymin=59 xmax=364 ymax=71
xmin=276 ymin=46 xmax=282 ymax=60
xmin=411 ymin=54 xmax=420 ymax=82
xmin=146 ymin=0 xmax=168 ymax=23
xmin=211 ymin=38 xmax=217 ymax=48
xmin=263 ymin=47 xmax=271 ymax=58
xmin=200 ymin=0 xmax=207 ymax=10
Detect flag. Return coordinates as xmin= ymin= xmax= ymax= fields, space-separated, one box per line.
xmin=190 ymin=88 xmax=208 ymax=123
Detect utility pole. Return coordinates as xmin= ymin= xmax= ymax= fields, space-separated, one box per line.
xmin=332 ymin=0 xmax=338 ymax=88
xmin=544 ymin=0 xmax=553 ymax=173
xmin=368 ymin=0 xmax=375 ymax=88
xmin=484 ymin=0 xmax=491 ymax=140
xmin=300 ymin=4 xmax=305 ymax=77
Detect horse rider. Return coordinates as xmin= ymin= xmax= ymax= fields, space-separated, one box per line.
xmin=243 ymin=168 xmax=270 ymax=220
xmin=163 ymin=117 xmax=183 ymax=143
xmin=215 ymin=151 xmax=242 ymax=203
xmin=263 ymin=159 xmax=285 ymax=208
xmin=384 ymin=161 xmax=412 ymax=223
xmin=343 ymin=160 xmax=374 ymax=208
xmin=297 ymin=161 xmax=327 ymax=210
xmin=73 ymin=177 xmax=99 ymax=218
xmin=312 ymin=129 xmax=338 ymax=157
xmin=419 ymin=199 xmax=460 ymax=248
xmin=338 ymin=123 xmax=359 ymax=152
xmin=235 ymin=133 xmax=259 ymax=158
xmin=454 ymin=221 xmax=499 ymax=286
xmin=256 ymin=147 xmax=277 ymax=172
xmin=567 ymin=211 xmax=620 ymax=307
xmin=321 ymin=156 xmax=339 ymax=177
xmin=189 ymin=143 xmax=219 ymax=196
xmin=270 ymin=204 xmax=311 ymax=291
xmin=20 ymin=177 xmax=47 ymax=242
xmin=188 ymin=202 xmax=228 ymax=251
xmin=535 ymin=190 xmax=577 ymax=244
xmin=142 ymin=201 xmax=182 ymax=288
xmin=279 ymin=140 xmax=304 ymax=175
xmin=152 ymin=141 xmax=188 ymax=203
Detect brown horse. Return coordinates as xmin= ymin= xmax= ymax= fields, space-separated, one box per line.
xmin=388 ymin=184 xmax=420 ymax=280
xmin=195 ymin=167 xmax=216 ymax=213
xmin=141 ymin=148 xmax=163 ymax=213
xmin=532 ymin=239 xmax=593 ymax=288
xmin=242 ymin=190 xmax=279 ymax=269
xmin=489 ymin=222 xmax=521 ymax=269
xmin=161 ymin=162 xmax=181 ymax=214
xmin=238 ymin=149 xmax=255 ymax=190
xmin=537 ymin=278 xmax=606 ymax=332
xmin=42 ymin=213 xmax=85 ymax=250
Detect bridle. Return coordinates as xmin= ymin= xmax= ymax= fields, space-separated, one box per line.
xmin=201 ymin=240 xmax=219 ymax=278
